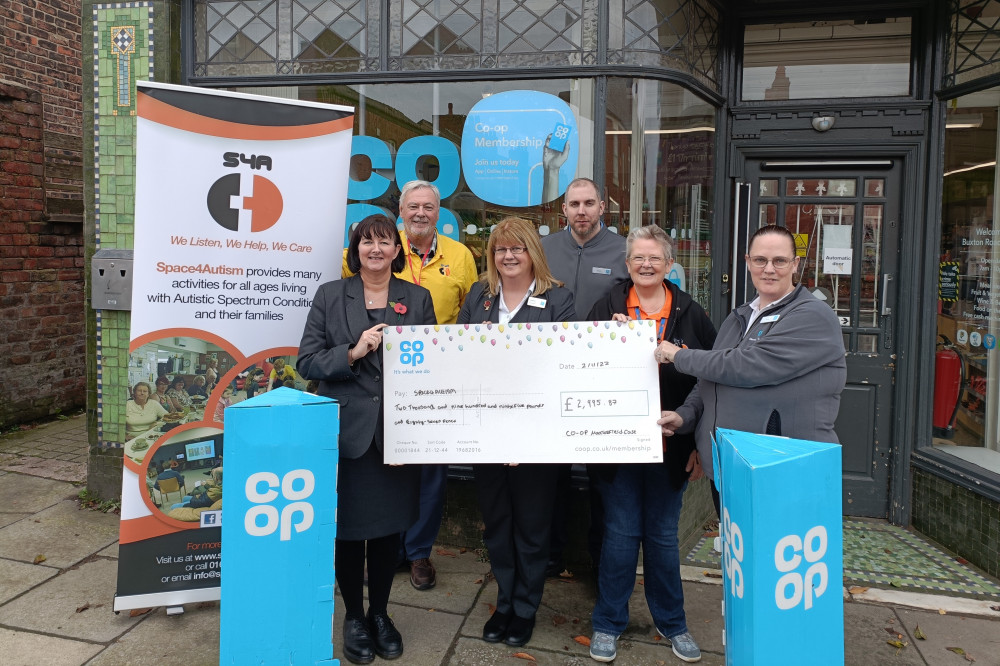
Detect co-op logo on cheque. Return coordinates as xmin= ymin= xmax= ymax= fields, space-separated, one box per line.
xmin=206 ymin=152 xmax=283 ymax=233
xmin=399 ymin=340 xmax=425 ymax=367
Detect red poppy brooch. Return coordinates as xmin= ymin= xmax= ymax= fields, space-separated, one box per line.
xmin=390 ymin=301 xmax=407 ymax=323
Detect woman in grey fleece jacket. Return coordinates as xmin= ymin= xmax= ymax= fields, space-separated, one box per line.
xmin=655 ymin=225 xmax=846 ymax=513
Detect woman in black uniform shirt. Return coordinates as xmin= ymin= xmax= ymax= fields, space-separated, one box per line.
xmin=457 ymin=217 xmax=575 ymax=648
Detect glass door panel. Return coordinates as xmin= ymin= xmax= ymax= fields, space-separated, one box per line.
xmin=783 ymin=202 xmax=856 ymax=326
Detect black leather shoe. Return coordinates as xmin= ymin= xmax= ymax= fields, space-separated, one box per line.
xmin=482 ymin=610 xmax=512 ymax=643
xmin=367 ymin=609 xmax=403 ymax=660
xmin=504 ymin=614 xmax=535 ymax=647
xmin=342 ymin=616 xmax=375 ymax=664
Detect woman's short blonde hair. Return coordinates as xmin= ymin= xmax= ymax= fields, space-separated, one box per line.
xmin=483 ymin=217 xmax=562 ymax=296
xmin=625 ymin=225 xmax=674 ymax=263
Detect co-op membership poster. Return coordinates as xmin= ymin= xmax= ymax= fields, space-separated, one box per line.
xmin=115 ymin=82 xmax=353 ymax=611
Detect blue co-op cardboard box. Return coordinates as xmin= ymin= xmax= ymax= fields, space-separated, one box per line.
xmin=714 ymin=428 xmax=844 ymax=666
xmin=221 ymin=387 xmax=340 ymax=665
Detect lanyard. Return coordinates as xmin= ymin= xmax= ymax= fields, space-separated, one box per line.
xmin=405 ymin=239 xmax=433 ymax=286
xmin=633 ymin=307 xmax=667 ymax=342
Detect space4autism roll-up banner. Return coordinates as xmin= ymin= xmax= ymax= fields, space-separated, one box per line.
xmin=114 ymin=82 xmax=353 ymax=612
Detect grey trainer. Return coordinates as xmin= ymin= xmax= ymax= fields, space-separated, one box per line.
xmin=663 ymin=629 xmax=701 ymax=663
xmin=589 ymin=630 xmax=617 ymax=662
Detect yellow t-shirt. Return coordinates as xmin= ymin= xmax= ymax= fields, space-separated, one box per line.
xmin=342 ymin=230 xmax=479 ymax=325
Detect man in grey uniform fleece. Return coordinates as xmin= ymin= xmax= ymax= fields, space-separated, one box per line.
xmin=541 ymin=177 xmax=628 ymax=577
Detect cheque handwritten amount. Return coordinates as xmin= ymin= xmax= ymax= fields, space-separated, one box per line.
xmin=560 ymin=390 xmax=650 ymax=417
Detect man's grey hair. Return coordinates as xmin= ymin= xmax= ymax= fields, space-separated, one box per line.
xmin=399 ymin=180 xmax=441 ymax=207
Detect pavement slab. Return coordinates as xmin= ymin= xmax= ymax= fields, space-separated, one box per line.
xmin=895 ymin=607 xmax=1000 ymax=665
xmin=86 ymin=602 xmax=220 ymax=666
xmin=0 ymin=558 xmax=143 ymax=642
xmin=0 ymin=456 xmax=87 ymax=483
xmin=0 ymin=627 xmax=103 ymax=666
xmin=0 ymin=474 xmax=77 ymax=514
xmin=332 ymin=601 xmax=465 ymax=666
xmin=843 ymin=602 xmax=926 ymax=665
xmin=0 ymin=511 xmax=32 ymax=529
xmin=0 ymin=500 xmax=120 ymax=569
xmin=0 ymin=557 xmax=59 ymax=604
xmin=390 ymin=550 xmax=492 ymax=614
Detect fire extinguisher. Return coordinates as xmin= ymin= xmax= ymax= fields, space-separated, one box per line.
xmin=933 ymin=335 xmax=965 ymax=438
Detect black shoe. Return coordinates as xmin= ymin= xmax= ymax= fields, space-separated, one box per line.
xmin=504 ymin=614 xmax=535 ymax=647
xmin=367 ymin=609 xmax=403 ymax=660
xmin=482 ymin=610 xmax=512 ymax=643
xmin=545 ymin=558 xmax=565 ymax=578
xmin=342 ymin=616 xmax=375 ymax=664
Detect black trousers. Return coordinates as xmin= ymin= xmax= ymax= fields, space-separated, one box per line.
xmin=474 ymin=463 xmax=559 ymax=619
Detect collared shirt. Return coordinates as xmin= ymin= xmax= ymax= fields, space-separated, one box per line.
xmin=625 ymin=284 xmax=674 ymax=342
xmin=744 ymin=288 xmax=795 ymax=336
xmin=497 ymin=279 xmax=535 ymax=324
xmin=406 ymin=233 xmax=437 ymax=265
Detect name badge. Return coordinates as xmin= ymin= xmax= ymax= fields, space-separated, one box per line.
xmin=760 ymin=314 xmax=780 ymax=323
xmin=592 ymin=267 xmax=612 ymax=275
xmin=527 ymin=297 xmax=547 ymax=308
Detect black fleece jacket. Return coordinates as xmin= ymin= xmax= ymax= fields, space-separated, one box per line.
xmin=587 ymin=279 xmax=717 ymax=489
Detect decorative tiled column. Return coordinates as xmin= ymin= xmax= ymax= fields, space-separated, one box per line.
xmin=84 ymin=0 xmax=177 ymax=496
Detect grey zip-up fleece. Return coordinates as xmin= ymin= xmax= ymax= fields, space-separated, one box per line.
xmin=673 ymin=284 xmax=846 ymax=481
xmin=541 ymin=225 xmax=628 ymax=320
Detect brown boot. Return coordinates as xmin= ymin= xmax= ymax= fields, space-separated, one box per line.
xmin=409 ymin=557 xmax=436 ymax=590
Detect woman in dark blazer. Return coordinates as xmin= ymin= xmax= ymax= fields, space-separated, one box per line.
xmin=457 ymin=217 xmax=575 ymax=648
xmin=298 ymin=214 xmax=435 ymax=665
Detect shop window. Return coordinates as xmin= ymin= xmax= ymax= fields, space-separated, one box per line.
xmin=742 ymin=18 xmax=912 ymax=101
xmin=192 ymin=0 xmax=371 ymax=77
xmin=604 ymin=78 xmax=715 ymax=310
xmin=608 ymin=0 xmax=720 ymax=89
xmin=388 ymin=0 xmax=595 ymax=70
xmin=945 ymin=0 xmax=1000 ymax=88
xmin=298 ymin=78 xmax=595 ymax=274
xmin=937 ymin=93 xmax=1000 ymax=473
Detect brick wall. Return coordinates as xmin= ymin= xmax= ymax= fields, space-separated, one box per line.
xmin=0 ymin=0 xmax=85 ymax=428
xmin=0 ymin=0 xmax=83 ymax=139
xmin=0 ymin=81 xmax=85 ymax=428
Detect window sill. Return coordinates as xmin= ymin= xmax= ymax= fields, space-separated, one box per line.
xmin=912 ymin=446 xmax=1000 ymax=504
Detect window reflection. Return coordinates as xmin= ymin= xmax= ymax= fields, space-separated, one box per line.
xmin=604 ymin=78 xmax=715 ymax=309
xmin=742 ymin=18 xmax=911 ymax=101
xmin=938 ymin=95 xmax=1000 ymax=456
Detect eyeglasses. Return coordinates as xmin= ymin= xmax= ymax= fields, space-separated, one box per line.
xmin=748 ymin=256 xmax=795 ymax=269
xmin=494 ymin=246 xmax=526 ymax=255
xmin=629 ymin=256 xmax=667 ymax=266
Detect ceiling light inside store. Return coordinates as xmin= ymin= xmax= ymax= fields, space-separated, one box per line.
xmin=605 ymin=127 xmax=715 ymax=135
xmin=946 ymin=113 xmax=983 ymax=129
xmin=943 ymin=161 xmax=996 ymax=177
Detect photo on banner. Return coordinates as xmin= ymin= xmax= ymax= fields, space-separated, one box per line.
xmin=114 ymin=82 xmax=353 ymax=612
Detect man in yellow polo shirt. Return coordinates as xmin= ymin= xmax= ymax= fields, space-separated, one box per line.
xmin=343 ymin=179 xmax=478 ymax=590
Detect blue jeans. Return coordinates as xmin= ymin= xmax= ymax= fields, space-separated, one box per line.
xmin=591 ymin=464 xmax=688 ymax=638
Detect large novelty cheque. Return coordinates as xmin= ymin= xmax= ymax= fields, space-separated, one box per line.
xmin=384 ymin=321 xmax=663 ymax=464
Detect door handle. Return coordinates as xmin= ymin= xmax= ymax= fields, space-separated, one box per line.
xmin=732 ymin=182 xmax=751 ymax=310
xmin=881 ymin=274 xmax=893 ymax=316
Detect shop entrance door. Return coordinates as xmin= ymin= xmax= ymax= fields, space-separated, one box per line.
xmin=734 ymin=158 xmax=900 ymax=518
